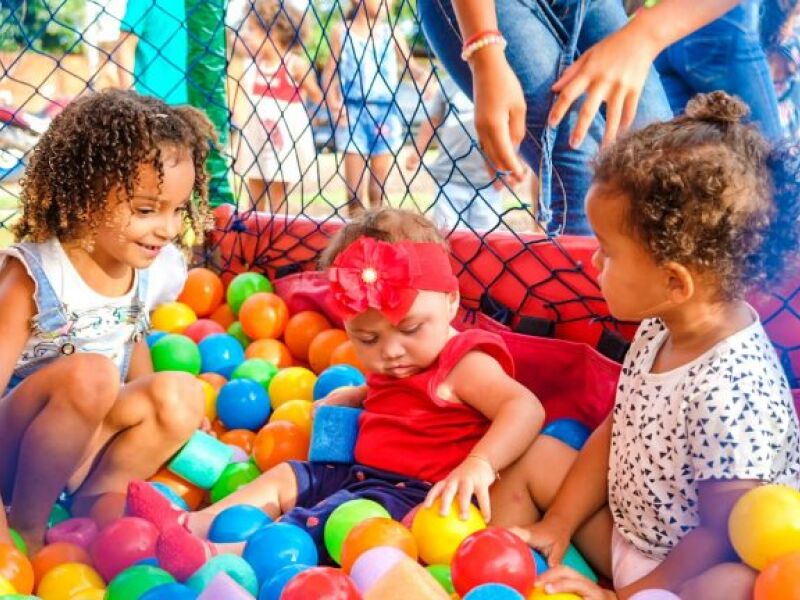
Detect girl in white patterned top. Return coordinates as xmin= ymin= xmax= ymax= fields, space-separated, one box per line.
xmin=512 ymin=92 xmax=800 ymax=600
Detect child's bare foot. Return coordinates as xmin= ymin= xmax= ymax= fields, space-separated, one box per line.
xmin=185 ymin=510 xmax=218 ymax=539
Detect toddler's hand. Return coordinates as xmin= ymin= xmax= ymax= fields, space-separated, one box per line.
xmin=509 ymin=513 xmax=572 ymax=567
xmin=405 ymin=152 xmax=421 ymax=172
xmin=537 ymin=566 xmax=617 ymax=600
xmin=424 ymin=455 xmax=496 ymax=523
xmin=312 ymin=385 xmax=367 ymax=417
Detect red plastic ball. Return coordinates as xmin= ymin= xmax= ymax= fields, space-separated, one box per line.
xmin=89 ymin=517 xmax=159 ymax=582
xmin=184 ymin=319 xmax=226 ymax=344
xmin=280 ymin=566 xmax=361 ymax=600
xmin=451 ymin=527 xmax=536 ymax=597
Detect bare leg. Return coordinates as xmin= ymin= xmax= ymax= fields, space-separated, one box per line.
xmin=247 ymin=178 xmax=267 ymax=212
xmin=0 ymin=495 xmax=11 ymax=545
xmin=343 ymin=152 xmax=367 ymax=217
xmin=678 ymin=563 xmax=756 ymax=600
xmin=367 ymin=153 xmax=392 ymax=209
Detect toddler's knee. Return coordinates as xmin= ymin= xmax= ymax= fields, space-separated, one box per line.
xmin=679 ymin=562 xmax=756 ymax=600
xmin=58 ymin=354 xmax=120 ymax=421
xmin=148 ymin=373 xmax=204 ymax=436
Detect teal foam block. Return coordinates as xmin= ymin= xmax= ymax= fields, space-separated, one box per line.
xmin=169 ymin=430 xmax=234 ymax=489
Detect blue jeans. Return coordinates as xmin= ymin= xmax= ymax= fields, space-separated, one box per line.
xmin=418 ymin=0 xmax=673 ymax=235
xmin=654 ymin=0 xmax=782 ymax=140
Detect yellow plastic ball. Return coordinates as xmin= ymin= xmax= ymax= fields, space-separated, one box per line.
xmin=269 ymin=399 xmax=314 ymax=435
xmin=150 ymin=301 xmax=197 ymax=334
xmin=529 ymin=589 xmax=583 ymax=599
xmin=71 ymin=589 xmax=107 ymax=600
xmin=411 ymin=498 xmax=486 ymax=565
xmin=199 ymin=379 xmax=217 ymax=422
xmin=36 ymin=562 xmax=105 ymax=600
xmin=268 ymin=367 xmax=317 ymax=408
xmin=729 ymin=484 xmax=800 ymax=570
xmin=0 ymin=575 xmax=15 ymax=593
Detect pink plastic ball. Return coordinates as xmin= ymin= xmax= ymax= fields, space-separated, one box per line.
xmin=89 ymin=517 xmax=159 ymax=581
xmin=46 ymin=518 xmax=99 ymax=549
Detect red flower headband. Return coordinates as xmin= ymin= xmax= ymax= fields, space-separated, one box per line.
xmin=327 ymin=237 xmax=459 ymax=324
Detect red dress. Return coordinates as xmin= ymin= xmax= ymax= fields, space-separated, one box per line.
xmin=354 ymin=329 xmax=515 ymax=482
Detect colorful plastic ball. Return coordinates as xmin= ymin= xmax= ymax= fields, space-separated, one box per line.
xmin=541 ymin=419 xmax=591 ymax=451
xmin=71 ymin=589 xmax=109 ymax=600
xmin=754 ymin=551 xmax=800 ymax=600
xmin=308 ymin=329 xmax=349 ymax=374
xmin=728 ymin=484 xmax=800 ymax=569
xmin=258 ymin=563 xmax=310 ymax=600
xmin=210 ymin=462 xmax=262 ymax=504
xmin=340 ymin=517 xmax=417 ymax=573
xmin=227 ymin=322 xmax=252 ymax=349
xmin=426 ymin=564 xmax=454 ymax=594
xmin=313 ymin=365 xmax=366 ymax=401
xmin=199 ymin=372 xmax=227 ymax=392
xmin=329 ymin=340 xmax=366 ymax=374
xmin=150 ymin=469 xmax=205 ymax=511
xmin=31 ymin=543 xmax=92 ymax=585
xmin=217 ymin=379 xmax=271 ymax=431
xmin=210 ymin=418 xmax=228 ymax=438
xmin=279 ymin=566 xmax=360 ymax=600
xmin=269 ymin=400 xmax=313 ymax=436
xmin=324 ymin=499 xmax=391 ymax=565
xmin=531 ymin=550 xmax=549 ymax=576
xmin=283 ymin=312 xmax=332 ymax=362
xmin=150 ymin=482 xmax=190 ymax=511
xmin=106 ymin=565 xmax=175 ymax=600
xmin=220 ymin=429 xmax=256 ymax=454
xmin=185 ymin=555 xmax=258 ymax=595
xmin=412 ymin=498 xmax=487 ymax=566
xmin=227 ymin=273 xmax=273 ymax=316
xmin=47 ymin=503 xmax=71 ymax=529
xmin=89 ymin=517 xmax=159 ymax=582
xmin=7 ymin=531 xmax=25 ymax=558
xmin=349 ymin=546 xmax=406 ymax=593
xmin=208 ymin=505 xmax=272 ymax=544
xmin=151 ymin=302 xmax=197 ymax=334
xmin=627 ymin=591 xmax=681 ymax=600
xmin=0 ymin=544 xmax=33 ymax=594
xmin=179 ymin=268 xmax=224 ymax=317
xmin=452 ymin=528 xmax=536 ymax=597
xmin=464 ymin=583 xmax=524 ymax=599
xmin=268 ymin=367 xmax=317 ymax=408
xmin=199 ymin=379 xmax=217 ymax=422
xmin=246 ymin=339 xmax=294 ymax=369
xmin=232 ymin=359 xmax=279 ymax=392
xmin=562 ymin=544 xmax=596 ymax=582
xmin=146 ymin=331 xmax=167 ymax=348
xmin=35 ymin=562 xmax=105 ymax=600
xmin=0 ymin=575 xmax=15 ymax=594
xmin=252 ymin=421 xmax=310 ymax=472
xmin=209 ymin=304 xmax=236 ymax=330
xmin=139 ymin=582 xmax=198 ymax=600
xmin=183 ymin=319 xmax=225 ymax=344
xmin=242 ymin=522 xmax=318 ymax=585
xmin=150 ymin=334 xmax=201 ymax=375
xmin=198 ymin=333 xmax=246 ymax=378
xmin=239 ymin=293 xmax=289 ymax=341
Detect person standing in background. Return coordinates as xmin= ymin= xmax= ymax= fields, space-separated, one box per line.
xmin=762 ymin=0 xmax=800 ymax=137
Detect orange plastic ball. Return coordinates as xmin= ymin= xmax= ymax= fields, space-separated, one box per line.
xmin=245 ymin=339 xmax=294 ymax=369
xmin=178 ymin=268 xmax=224 ymax=317
xmin=340 ymin=517 xmax=418 ymax=573
xmin=755 ymin=552 xmax=800 ymax=600
xmin=150 ymin=469 xmax=205 ymax=511
xmin=239 ymin=293 xmax=289 ymax=340
xmin=330 ymin=340 xmax=367 ymax=374
xmin=0 ymin=543 xmax=34 ymax=593
xmin=220 ymin=429 xmax=256 ymax=454
xmin=199 ymin=372 xmax=228 ymax=392
xmin=269 ymin=399 xmax=314 ymax=436
xmin=31 ymin=542 xmax=92 ymax=585
xmin=209 ymin=303 xmax=236 ymax=330
xmin=252 ymin=421 xmax=310 ymax=472
xmin=284 ymin=311 xmax=332 ymax=362
xmin=308 ymin=329 xmax=349 ymax=374
xmin=210 ymin=419 xmax=228 ymax=438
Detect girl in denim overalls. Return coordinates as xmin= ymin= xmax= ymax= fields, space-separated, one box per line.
xmin=0 ymin=89 xmax=214 ymax=552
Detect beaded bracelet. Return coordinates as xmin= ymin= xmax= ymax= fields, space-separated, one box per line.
xmin=467 ymin=453 xmax=500 ymax=480
xmin=461 ymin=32 xmax=508 ymax=62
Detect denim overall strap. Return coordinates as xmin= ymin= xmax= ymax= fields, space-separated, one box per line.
xmin=537 ymin=0 xmax=589 ymax=233
xmin=119 ymin=267 xmax=151 ymax=382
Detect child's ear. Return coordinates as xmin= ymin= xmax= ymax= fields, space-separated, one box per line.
xmin=447 ymin=290 xmax=460 ymax=320
xmin=663 ymin=261 xmax=695 ymax=304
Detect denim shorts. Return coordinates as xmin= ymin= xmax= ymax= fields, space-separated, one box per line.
xmin=335 ymin=101 xmax=403 ymax=157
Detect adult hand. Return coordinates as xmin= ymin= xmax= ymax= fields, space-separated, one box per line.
xmin=548 ymin=20 xmax=661 ymax=148
xmin=471 ymin=45 xmax=527 ymax=186
xmin=424 ymin=454 xmax=496 ymax=522
xmin=509 ymin=512 xmax=573 ymax=567
xmin=537 ymin=566 xmax=618 ymax=599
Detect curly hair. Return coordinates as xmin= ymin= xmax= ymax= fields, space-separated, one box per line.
xmin=15 ymin=89 xmax=217 ymax=246
xmin=253 ymin=0 xmax=309 ymax=50
xmin=319 ymin=208 xmax=447 ymax=268
xmin=594 ymin=91 xmax=800 ymax=299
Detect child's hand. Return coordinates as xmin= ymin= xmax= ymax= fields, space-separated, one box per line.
xmin=312 ymin=385 xmax=367 ymax=417
xmin=424 ymin=455 xmax=496 ymax=522
xmin=536 ymin=566 xmax=617 ymax=599
xmin=509 ymin=513 xmax=573 ymax=567
xmin=405 ymin=152 xmax=421 ymax=172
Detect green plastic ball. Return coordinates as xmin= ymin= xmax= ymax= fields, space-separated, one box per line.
xmin=226 ymin=273 xmax=273 ymax=316
xmin=426 ymin=564 xmax=454 ymax=593
xmin=227 ymin=322 xmax=252 ymax=349
xmin=150 ymin=334 xmax=202 ymax=375
xmin=47 ymin=503 xmax=71 ymax=528
xmin=323 ymin=498 xmax=390 ymax=564
xmin=8 ymin=529 xmax=26 ymax=556
xmin=106 ymin=565 xmax=175 ymax=600
xmin=210 ymin=461 xmax=262 ymax=504
xmin=231 ymin=358 xmax=278 ymax=391
xmin=563 ymin=543 xmax=598 ymax=582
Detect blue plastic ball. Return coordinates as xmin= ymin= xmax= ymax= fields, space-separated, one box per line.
xmin=243 ymin=522 xmax=318 ymax=585
xmin=258 ymin=563 xmax=311 ymax=600
xmin=312 ymin=364 xmax=366 ymax=401
xmin=136 ymin=557 xmax=160 ymax=568
xmin=198 ymin=333 xmax=246 ymax=378
xmin=140 ymin=582 xmax=198 ymax=600
xmin=150 ymin=482 xmax=189 ymax=511
xmin=541 ymin=418 xmax=592 ymax=451
xmin=208 ymin=505 xmax=273 ymax=543
xmin=531 ymin=549 xmax=549 ymax=576
xmin=463 ymin=583 xmax=525 ymax=600
xmin=216 ymin=379 xmax=271 ymax=431
xmin=147 ymin=331 xmax=168 ymax=348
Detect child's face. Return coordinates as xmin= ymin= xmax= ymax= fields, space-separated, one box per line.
xmin=586 ymin=184 xmax=674 ymax=322
xmin=241 ymin=14 xmax=268 ymax=58
xmin=93 ymin=149 xmax=195 ymax=269
xmin=344 ymin=290 xmax=458 ymax=377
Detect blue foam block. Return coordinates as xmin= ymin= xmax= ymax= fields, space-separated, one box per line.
xmin=308 ymin=406 xmax=362 ymax=464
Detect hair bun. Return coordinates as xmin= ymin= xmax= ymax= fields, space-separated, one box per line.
xmin=685 ymin=91 xmax=750 ymax=124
